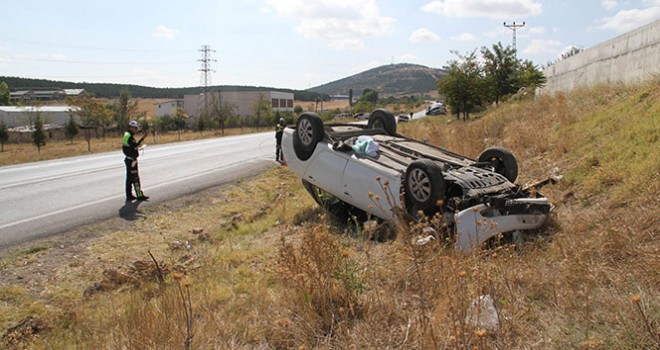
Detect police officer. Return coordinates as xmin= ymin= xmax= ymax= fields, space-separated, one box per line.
xmin=122 ymin=120 xmax=149 ymax=201
xmin=275 ymin=118 xmax=285 ymax=163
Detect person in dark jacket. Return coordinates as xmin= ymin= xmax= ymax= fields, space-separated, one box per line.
xmin=122 ymin=120 xmax=149 ymax=201
xmin=275 ymin=118 xmax=285 ymax=163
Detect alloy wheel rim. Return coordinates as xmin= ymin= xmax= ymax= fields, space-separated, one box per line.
xmin=298 ymin=118 xmax=313 ymax=145
xmin=409 ymin=168 xmax=431 ymax=202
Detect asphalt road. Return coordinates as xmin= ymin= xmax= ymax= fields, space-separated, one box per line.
xmin=0 ymin=131 xmax=276 ymax=249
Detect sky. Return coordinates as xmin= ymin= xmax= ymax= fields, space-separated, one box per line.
xmin=1 ymin=0 xmax=658 ymax=91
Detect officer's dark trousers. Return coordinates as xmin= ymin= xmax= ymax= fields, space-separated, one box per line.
xmin=124 ymin=157 xmax=143 ymax=198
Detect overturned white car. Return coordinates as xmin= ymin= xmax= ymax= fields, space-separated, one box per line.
xmin=282 ymin=109 xmax=553 ymax=252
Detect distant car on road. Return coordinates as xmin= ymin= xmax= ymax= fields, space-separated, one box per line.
xmin=334 ymin=113 xmax=352 ymax=119
xmin=353 ymin=112 xmax=371 ymax=119
xmin=426 ymin=102 xmax=447 ymax=115
xmin=397 ymin=114 xmax=410 ymax=122
xmin=281 ymin=109 xmax=555 ymax=252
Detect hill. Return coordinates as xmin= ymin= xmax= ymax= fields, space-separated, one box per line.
xmin=1 ymin=79 xmax=657 ymax=349
xmin=309 ymin=63 xmax=448 ymax=97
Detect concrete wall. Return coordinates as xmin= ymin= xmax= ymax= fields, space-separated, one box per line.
xmin=539 ymin=19 xmax=660 ymax=95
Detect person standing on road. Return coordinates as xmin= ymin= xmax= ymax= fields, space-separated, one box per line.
xmin=122 ymin=120 xmax=149 ymax=201
xmin=275 ymin=118 xmax=285 ymax=163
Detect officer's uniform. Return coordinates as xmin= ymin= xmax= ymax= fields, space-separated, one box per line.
xmin=122 ymin=127 xmax=147 ymax=200
xmin=275 ymin=120 xmax=284 ymax=162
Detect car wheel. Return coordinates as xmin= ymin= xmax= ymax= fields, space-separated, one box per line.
xmin=404 ymin=159 xmax=446 ymax=212
xmin=367 ymin=109 xmax=397 ymax=136
xmin=478 ymin=147 xmax=519 ymax=183
xmin=293 ymin=112 xmax=324 ymax=161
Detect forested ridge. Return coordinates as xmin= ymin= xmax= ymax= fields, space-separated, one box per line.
xmin=0 ymin=76 xmax=326 ymax=101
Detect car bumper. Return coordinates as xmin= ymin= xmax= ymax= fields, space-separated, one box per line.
xmin=455 ymin=198 xmax=550 ymax=252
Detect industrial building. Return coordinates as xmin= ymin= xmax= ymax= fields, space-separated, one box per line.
xmin=0 ymin=106 xmax=81 ymax=128
xmin=154 ymin=100 xmax=184 ymax=117
xmin=183 ymin=90 xmax=294 ymax=118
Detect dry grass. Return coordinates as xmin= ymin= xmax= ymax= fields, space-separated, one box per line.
xmin=1 ymin=81 xmax=658 ymax=349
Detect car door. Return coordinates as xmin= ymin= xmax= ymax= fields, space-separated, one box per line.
xmin=341 ymin=157 xmax=400 ymax=220
xmin=303 ymin=144 xmax=349 ymax=195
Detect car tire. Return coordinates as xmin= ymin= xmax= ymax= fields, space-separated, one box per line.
xmin=404 ymin=159 xmax=446 ymax=212
xmin=478 ymin=146 xmax=519 ymax=183
xmin=367 ymin=109 xmax=397 ymax=136
xmin=293 ymin=112 xmax=324 ymax=161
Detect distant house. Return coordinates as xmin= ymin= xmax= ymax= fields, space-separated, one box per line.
xmin=0 ymin=106 xmax=81 ymax=128
xmin=183 ymin=90 xmax=294 ymax=118
xmin=9 ymin=88 xmax=84 ymax=102
xmin=154 ymin=100 xmax=184 ymax=117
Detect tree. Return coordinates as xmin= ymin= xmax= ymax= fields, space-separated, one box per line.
xmin=174 ymin=107 xmax=189 ymax=141
xmin=32 ymin=114 xmax=47 ymax=155
xmin=68 ymin=93 xmax=114 ymax=152
xmin=437 ymin=50 xmax=483 ymax=121
xmin=209 ymin=92 xmax=237 ymax=135
xmin=0 ymin=120 xmax=8 ymax=152
xmin=251 ymin=93 xmax=271 ymax=129
xmin=348 ymin=89 xmax=353 ymax=107
xmin=195 ymin=116 xmax=206 ymax=135
xmin=517 ymin=60 xmax=547 ymax=91
xmin=115 ymin=90 xmax=140 ymax=132
xmin=352 ymin=100 xmax=375 ymax=114
xmin=481 ymin=42 xmax=519 ymax=105
xmin=360 ymin=89 xmax=379 ymax=104
xmin=293 ymin=105 xmax=303 ymax=114
xmin=0 ymin=82 xmax=10 ymax=106
xmin=64 ymin=116 xmax=79 ymax=144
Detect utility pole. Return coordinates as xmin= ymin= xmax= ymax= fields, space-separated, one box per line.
xmin=198 ymin=45 xmax=216 ymax=116
xmin=503 ymin=21 xmax=525 ymax=56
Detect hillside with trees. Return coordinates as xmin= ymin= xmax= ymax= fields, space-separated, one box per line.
xmin=309 ymin=63 xmax=448 ymax=97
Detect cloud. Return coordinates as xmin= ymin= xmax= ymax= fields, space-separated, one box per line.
xmin=153 ymin=25 xmax=179 ymax=39
xmin=528 ymin=26 xmax=545 ymax=35
xmin=421 ymin=0 xmax=542 ymax=19
xmin=594 ymin=2 xmax=660 ymax=32
xmin=522 ymin=39 xmax=563 ymax=55
xmin=450 ymin=32 xmax=477 ymax=41
xmin=50 ymin=54 xmax=67 ymax=61
xmin=409 ymin=28 xmax=440 ymax=43
xmin=518 ymin=25 xmax=544 ymax=38
xmin=601 ymin=0 xmax=618 ymax=10
xmin=265 ymin=0 xmax=396 ymax=51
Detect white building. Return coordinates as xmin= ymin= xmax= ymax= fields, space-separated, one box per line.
xmin=0 ymin=106 xmax=81 ymax=128
xmin=183 ymin=90 xmax=294 ymax=117
xmin=154 ymin=100 xmax=184 ymax=117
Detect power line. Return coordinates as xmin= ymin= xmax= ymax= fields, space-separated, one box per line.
xmin=503 ymin=21 xmax=526 ymax=55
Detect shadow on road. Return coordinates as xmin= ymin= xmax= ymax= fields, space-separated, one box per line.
xmin=119 ymin=200 xmax=146 ymax=221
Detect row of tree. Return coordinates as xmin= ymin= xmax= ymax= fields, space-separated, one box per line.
xmin=438 ymin=42 xmax=547 ymax=120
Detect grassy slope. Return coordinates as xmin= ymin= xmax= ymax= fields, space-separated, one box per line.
xmin=0 ymin=81 xmax=657 ymax=349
